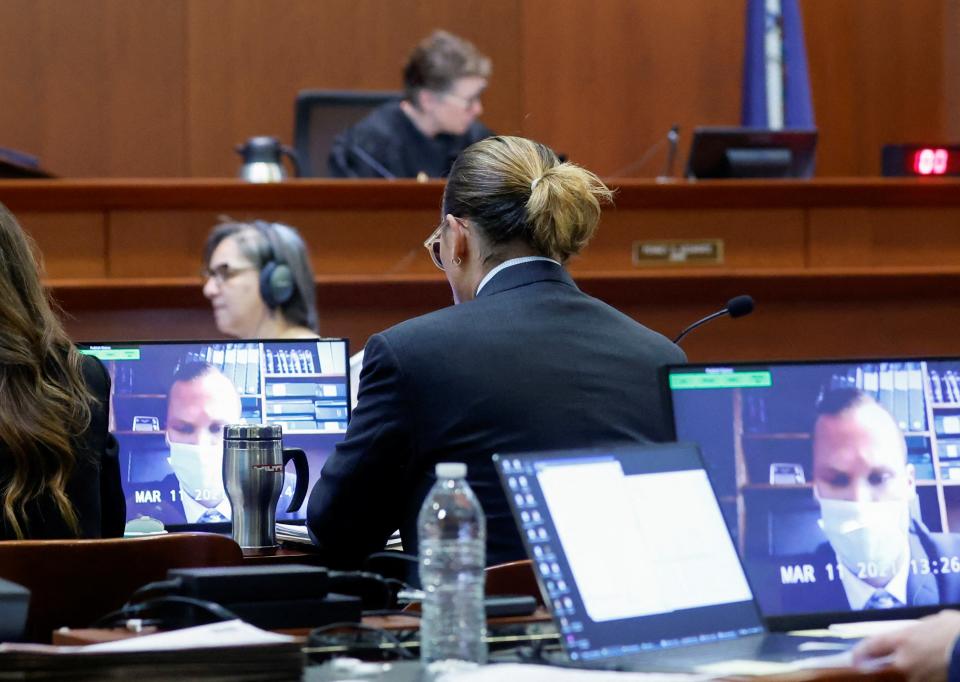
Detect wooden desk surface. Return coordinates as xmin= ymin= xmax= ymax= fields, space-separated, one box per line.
xmin=241 ymin=544 xmax=327 ymax=566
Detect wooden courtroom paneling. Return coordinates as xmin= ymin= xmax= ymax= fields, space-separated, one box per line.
xmin=0 ymin=1 xmax=955 ymax=179
xmin=108 ymin=207 xmax=442 ymax=278
xmin=184 ymin=0 xmax=523 ymax=177
xmin=581 ymin=208 xmax=805 ymax=273
xmin=17 ymin=212 xmax=106 ymax=279
xmin=808 ymin=208 xmax=960 ymax=268
xmin=0 ymin=0 xmax=188 ymax=178
xmin=802 ymin=0 xmax=952 ymax=177
xmin=519 ymin=0 xmax=745 ymax=178
xmin=12 ymin=178 xmax=958 ymax=362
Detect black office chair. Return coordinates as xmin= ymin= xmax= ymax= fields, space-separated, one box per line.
xmin=292 ymin=89 xmax=401 ymax=177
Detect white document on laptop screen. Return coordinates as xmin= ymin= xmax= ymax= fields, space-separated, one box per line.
xmin=537 ymin=459 xmax=752 ymax=622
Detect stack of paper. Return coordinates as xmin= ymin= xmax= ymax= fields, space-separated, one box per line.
xmin=0 ymin=620 xmax=302 ymax=681
xmin=277 ymin=523 xmax=403 ymax=551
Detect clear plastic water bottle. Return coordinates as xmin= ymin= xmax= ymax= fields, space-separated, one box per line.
xmin=418 ymin=462 xmax=487 ymax=664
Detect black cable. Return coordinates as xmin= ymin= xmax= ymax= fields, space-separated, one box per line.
xmin=360 ymin=609 xmax=422 ymax=618
xmin=91 ymin=595 xmax=240 ymax=630
xmin=128 ymin=577 xmax=183 ymax=603
xmin=305 ymin=621 xmax=416 ymax=661
xmin=327 ymin=570 xmax=394 ymax=610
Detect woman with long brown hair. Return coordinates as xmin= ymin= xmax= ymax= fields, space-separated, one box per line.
xmin=0 ymin=203 xmax=124 ymax=539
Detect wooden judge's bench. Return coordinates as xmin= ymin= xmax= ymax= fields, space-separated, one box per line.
xmin=1 ymin=177 xmax=959 ymax=360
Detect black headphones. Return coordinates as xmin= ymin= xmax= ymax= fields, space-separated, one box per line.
xmin=251 ymin=221 xmax=296 ymax=309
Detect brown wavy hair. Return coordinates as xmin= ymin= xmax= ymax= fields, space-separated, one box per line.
xmin=0 ymin=203 xmax=93 ymax=538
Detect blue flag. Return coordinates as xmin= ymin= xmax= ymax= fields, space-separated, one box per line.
xmin=742 ymin=0 xmax=814 ymax=128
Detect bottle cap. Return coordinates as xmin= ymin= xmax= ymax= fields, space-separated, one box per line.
xmin=435 ymin=462 xmax=467 ymax=479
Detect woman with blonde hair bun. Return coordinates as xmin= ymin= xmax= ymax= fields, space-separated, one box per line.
xmin=0 ymin=204 xmax=124 ymax=539
xmin=308 ymin=136 xmax=685 ymax=567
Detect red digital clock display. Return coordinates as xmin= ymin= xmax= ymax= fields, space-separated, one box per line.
xmin=882 ymin=144 xmax=960 ymax=177
xmin=912 ymin=148 xmax=955 ymax=175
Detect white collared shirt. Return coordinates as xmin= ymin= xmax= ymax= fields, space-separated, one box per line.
xmin=179 ymin=486 xmax=233 ymax=524
xmin=837 ymin=543 xmax=911 ymax=610
xmin=475 ymin=256 xmax=561 ymax=296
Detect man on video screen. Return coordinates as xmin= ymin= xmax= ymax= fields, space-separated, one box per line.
xmin=129 ymin=363 xmax=240 ymax=526
xmin=163 ymin=363 xmax=240 ymax=523
xmin=795 ymin=389 xmax=960 ymax=611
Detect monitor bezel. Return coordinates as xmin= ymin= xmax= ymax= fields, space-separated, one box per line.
xmin=76 ymin=337 xmax=351 ymax=535
xmin=684 ymin=126 xmax=818 ymax=180
xmin=492 ymin=441 xmax=768 ymax=659
xmin=661 ymin=355 xmax=959 ymax=630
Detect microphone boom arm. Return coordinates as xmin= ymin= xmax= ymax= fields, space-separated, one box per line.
xmin=672 ymin=309 xmax=729 ymax=345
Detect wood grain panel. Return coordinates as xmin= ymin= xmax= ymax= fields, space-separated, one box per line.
xmin=0 ymin=1 xmax=956 ymax=179
xmin=247 ymin=209 xmax=441 ymax=276
xmin=656 ymin=299 xmax=960 ymax=363
xmin=577 ymin=209 xmax=806 ymax=273
xmin=65 ymin=309 xmax=220 ymax=344
xmin=17 ymin=212 xmax=106 ymax=278
xmin=52 ymin=271 xmax=960 ymax=361
xmin=520 ymin=0 xmax=745 ymax=178
xmin=802 ymin=0 xmax=949 ymax=177
xmin=184 ymin=0 xmax=522 ymax=177
xmin=109 ymin=211 xmax=214 ymax=277
xmin=108 ymin=207 xmax=442 ymax=278
xmin=808 ymin=208 xmax=960 ymax=267
xmin=946 ymin=0 xmax=960 ymax=141
xmin=0 ymin=0 xmax=187 ymax=177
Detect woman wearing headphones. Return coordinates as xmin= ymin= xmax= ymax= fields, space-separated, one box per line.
xmin=203 ymin=219 xmax=368 ymax=408
xmin=202 ymin=220 xmax=318 ymax=339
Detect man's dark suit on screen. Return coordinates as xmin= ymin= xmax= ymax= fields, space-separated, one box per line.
xmin=780 ymin=520 xmax=960 ymax=614
xmin=306 ymin=260 xmax=686 ymax=568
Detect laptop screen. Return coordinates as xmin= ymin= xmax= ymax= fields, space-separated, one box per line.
xmin=665 ymin=359 xmax=960 ymax=624
xmin=494 ymin=443 xmax=763 ymax=663
xmin=78 ymin=339 xmax=350 ymax=532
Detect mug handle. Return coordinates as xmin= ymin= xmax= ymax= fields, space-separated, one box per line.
xmin=282 ymin=448 xmax=309 ymax=513
xmin=281 ymin=144 xmax=302 ymax=178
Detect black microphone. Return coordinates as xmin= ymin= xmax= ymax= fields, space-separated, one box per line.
xmin=606 ymin=123 xmax=680 ymax=178
xmin=673 ymin=295 xmax=755 ymax=345
xmin=348 ymin=144 xmax=396 ymax=179
xmin=656 ymin=125 xmax=680 ymax=182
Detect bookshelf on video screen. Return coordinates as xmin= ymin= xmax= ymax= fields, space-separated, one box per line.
xmin=667 ymin=359 xmax=960 ymax=617
xmin=78 ymin=339 xmax=350 ymax=530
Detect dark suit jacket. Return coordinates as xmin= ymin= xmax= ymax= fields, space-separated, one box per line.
xmin=779 ymin=520 xmax=960 ymax=614
xmin=0 ymin=354 xmax=125 ymax=540
xmin=307 ymin=260 xmax=686 ymax=567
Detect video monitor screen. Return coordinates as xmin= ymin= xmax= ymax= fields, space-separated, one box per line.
xmin=666 ymin=359 xmax=960 ymax=621
xmin=78 ymin=339 xmax=350 ymax=532
xmin=684 ymin=126 xmax=817 ymax=179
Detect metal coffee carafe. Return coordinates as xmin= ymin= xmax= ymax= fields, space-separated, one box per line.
xmin=235 ymin=136 xmax=300 ymax=183
xmin=223 ymin=424 xmax=308 ymax=549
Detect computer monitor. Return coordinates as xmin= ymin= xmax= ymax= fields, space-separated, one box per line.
xmin=77 ymin=339 xmax=350 ymax=532
xmin=685 ymin=127 xmax=817 ymax=179
xmin=664 ymin=359 xmax=960 ymax=628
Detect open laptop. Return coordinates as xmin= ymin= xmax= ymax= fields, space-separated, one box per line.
xmin=77 ymin=339 xmax=350 ymax=533
xmin=664 ymin=359 xmax=960 ymax=630
xmin=492 ymin=442 xmax=851 ymax=672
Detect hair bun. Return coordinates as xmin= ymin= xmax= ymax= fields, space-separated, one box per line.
xmin=525 ymin=161 xmax=612 ymax=261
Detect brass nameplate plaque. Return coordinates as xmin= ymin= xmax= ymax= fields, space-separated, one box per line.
xmin=632 ymin=239 xmax=724 ymax=266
